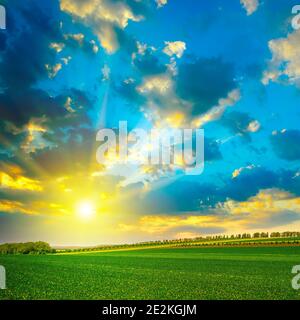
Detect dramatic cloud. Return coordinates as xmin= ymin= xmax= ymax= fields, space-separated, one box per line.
xmin=176 ymin=58 xmax=237 ymax=116
xmin=0 ymin=2 xmax=61 ymax=90
xmin=220 ymin=188 xmax=300 ymax=228
xmin=118 ymin=46 xmax=240 ymax=131
xmin=60 ymin=0 xmax=148 ymax=53
xmin=1 ymin=0 xmax=300 ymax=244
xmin=192 ymin=89 xmax=241 ymax=128
xmin=118 ymin=188 xmax=300 ymax=237
xmin=0 ymin=88 xmax=93 ymax=155
xmin=221 ymin=111 xmax=261 ymax=139
xmin=0 ymin=165 xmax=42 ymax=192
xmin=223 ymin=167 xmax=278 ymax=201
xmin=115 ymin=166 xmax=281 ymax=216
xmin=133 ymin=48 xmax=167 ymax=75
xmin=30 ymin=127 xmax=97 ymax=176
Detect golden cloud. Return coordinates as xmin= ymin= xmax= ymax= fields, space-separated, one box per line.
xmin=163 ymin=41 xmax=186 ymax=58
xmin=118 ymin=188 xmax=300 ymax=236
xmin=60 ymin=0 xmax=144 ymax=53
xmin=262 ymin=30 xmax=300 ymax=86
xmin=0 ymin=172 xmax=43 ymax=192
xmin=0 ymin=200 xmax=37 ymax=215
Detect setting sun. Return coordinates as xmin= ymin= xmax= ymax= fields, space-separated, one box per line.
xmin=76 ymin=201 xmax=96 ymax=220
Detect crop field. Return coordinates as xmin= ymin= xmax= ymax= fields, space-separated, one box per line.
xmin=1 ymin=246 xmax=300 ymax=300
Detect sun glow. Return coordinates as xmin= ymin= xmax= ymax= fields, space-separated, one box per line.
xmin=76 ymin=201 xmax=96 ymax=220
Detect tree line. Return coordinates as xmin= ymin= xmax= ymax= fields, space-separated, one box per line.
xmin=199 ymin=231 xmax=300 ymax=241
xmin=64 ymin=231 xmax=300 ymax=253
xmin=1 ymin=231 xmax=300 ymax=254
xmin=0 ymin=241 xmax=55 ymax=255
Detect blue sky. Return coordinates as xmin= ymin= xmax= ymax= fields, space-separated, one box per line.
xmin=0 ymin=0 xmax=300 ymax=245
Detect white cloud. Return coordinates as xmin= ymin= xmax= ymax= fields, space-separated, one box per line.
xmin=192 ymin=89 xmax=241 ymax=128
xmin=137 ymin=74 xmax=172 ymax=94
xmin=49 ymin=42 xmax=65 ymax=53
xmin=247 ymin=120 xmax=261 ymax=133
xmin=45 ymin=63 xmax=62 ymax=78
xmin=262 ymin=30 xmax=300 ymax=87
xmin=64 ymin=33 xmax=85 ymax=44
xmin=90 ymin=40 xmax=99 ymax=54
xmin=240 ymin=0 xmax=259 ymax=16
xmin=61 ymin=56 xmax=72 ymax=65
xmin=156 ymin=0 xmax=168 ymax=8
xmin=163 ymin=41 xmax=186 ymax=58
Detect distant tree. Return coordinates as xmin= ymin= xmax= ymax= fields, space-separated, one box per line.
xmin=270 ymin=232 xmax=281 ymax=238
xmin=260 ymin=232 xmax=269 ymax=238
xmin=0 ymin=241 xmax=53 ymax=255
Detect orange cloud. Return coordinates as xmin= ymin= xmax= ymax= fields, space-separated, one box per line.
xmin=0 ymin=200 xmax=36 ymax=215
xmin=0 ymin=171 xmax=43 ymax=192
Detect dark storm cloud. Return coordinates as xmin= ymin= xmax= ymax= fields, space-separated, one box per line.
xmin=0 ymin=121 xmax=27 ymax=147
xmin=222 ymin=167 xmax=278 ymax=201
xmin=127 ymin=181 xmax=221 ymax=215
xmin=0 ymin=0 xmax=62 ymax=90
xmin=115 ymin=79 xmax=146 ymax=106
xmin=126 ymin=166 xmax=282 ymax=215
xmin=0 ymin=89 xmax=68 ymax=127
xmin=0 ymin=0 xmax=63 ymax=128
xmin=270 ymin=130 xmax=300 ymax=161
xmin=46 ymin=89 xmax=94 ymax=129
xmin=0 ymin=88 xmax=93 ymax=152
xmin=133 ymin=49 xmax=167 ymax=75
xmin=0 ymin=0 xmax=94 ymax=159
xmin=176 ymin=57 xmax=236 ymax=116
xmin=115 ymin=27 xmax=138 ymax=55
xmin=221 ymin=111 xmax=257 ymax=139
xmin=278 ymin=169 xmax=300 ymax=196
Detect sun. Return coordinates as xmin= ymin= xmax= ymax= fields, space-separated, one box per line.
xmin=76 ymin=201 xmax=95 ymax=220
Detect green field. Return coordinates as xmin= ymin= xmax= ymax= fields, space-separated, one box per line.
xmin=1 ymin=246 xmax=300 ymax=300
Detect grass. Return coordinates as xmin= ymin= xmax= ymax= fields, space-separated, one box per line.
xmin=1 ymin=246 xmax=300 ymax=300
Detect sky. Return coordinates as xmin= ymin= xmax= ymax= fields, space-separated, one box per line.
xmin=1 ymin=0 xmax=300 ymax=246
